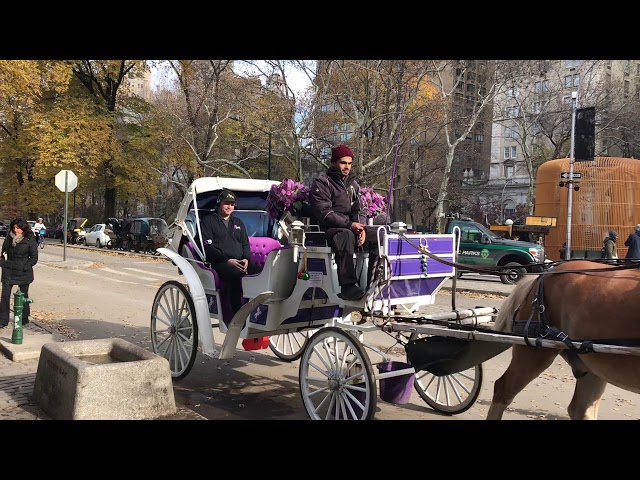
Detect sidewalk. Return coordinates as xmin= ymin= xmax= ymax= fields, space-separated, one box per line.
xmin=0 ymin=264 xmax=513 ymax=420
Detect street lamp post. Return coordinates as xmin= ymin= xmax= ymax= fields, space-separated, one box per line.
xmin=501 ymin=179 xmax=513 ymax=223
xmin=268 ymin=132 xmax=271 ymax=180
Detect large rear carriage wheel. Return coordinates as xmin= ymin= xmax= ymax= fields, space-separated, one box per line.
xmin=151 ymin=280 xmax=198 ymax=380
xmin=299 ymin=327 xmax=377 ymax=420
xmin=408 ymin=332 xmax=482 ymax=414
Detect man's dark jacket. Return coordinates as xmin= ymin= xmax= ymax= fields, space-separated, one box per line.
xmin=309 ymin=166 xmax=366 ymax=229
xmin=1 ymin=233 xmax=38 ymax=285
xmin=199 ymin=212 xmax=250 ymax=264
xmin=625 ymin=231 xmax=640 ymax=259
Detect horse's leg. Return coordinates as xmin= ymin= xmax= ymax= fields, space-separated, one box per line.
xmin=487 ymin=345 xmax=558 ymax=420
xmin=567 ymin=371 xmax=607 ymax=420
xmin=559 ymin=351 xmax=608 ymax=420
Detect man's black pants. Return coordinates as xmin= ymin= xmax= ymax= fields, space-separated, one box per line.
xmin=211 ymin=261 xmax=263 ymax=314
xmin=325 ymin=227 xmax=380 ymax=288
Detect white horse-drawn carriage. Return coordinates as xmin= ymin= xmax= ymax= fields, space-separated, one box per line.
xmin=150 ymin=176 xmax=499 ymax=420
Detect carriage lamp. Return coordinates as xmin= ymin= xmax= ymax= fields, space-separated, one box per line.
xmin=390 ymin=222 xmax=407 ymax=234
xmin=290 ymin=220 xmax=306 ymax=262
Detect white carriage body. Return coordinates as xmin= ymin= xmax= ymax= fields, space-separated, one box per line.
xmin=160 ymin=176 xmax=459 ymax=360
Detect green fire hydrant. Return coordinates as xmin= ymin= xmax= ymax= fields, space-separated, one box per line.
xmin=12 ymin=291 xmax=33 ymax=345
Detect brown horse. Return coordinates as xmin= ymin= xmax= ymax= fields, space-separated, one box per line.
xmin=487 ymin=260 xmax=640 ymax=420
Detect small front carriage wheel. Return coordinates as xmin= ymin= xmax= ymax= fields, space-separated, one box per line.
xmin=299 ymin=327 xmax=377 ymax=420
xmin=151 ymin=280 xmax=198 ymax=380
xmin=269 ymin=330 xmax=314 ymax=361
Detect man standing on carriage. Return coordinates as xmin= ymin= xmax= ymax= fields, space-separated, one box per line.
xmin=309 ymin=145 xmax=380 ymax=301
xmin=200 ymin=188 xmax=263 ymax=316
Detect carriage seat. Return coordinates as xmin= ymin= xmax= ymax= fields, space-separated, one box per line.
xmin=183 ymin=237 xmax=283 ymax=292
xmin=249 ymin=236 xmax=282 ymax=269
xmin=243 ymin=238 xmax=297 ymax=301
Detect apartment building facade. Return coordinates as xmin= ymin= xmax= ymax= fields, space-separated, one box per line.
xmin=481 ymin=59 xmax=640 ymax=225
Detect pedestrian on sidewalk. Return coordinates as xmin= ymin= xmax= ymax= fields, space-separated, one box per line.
xmin=602 ymin=230 xmax=619 ymax=260
xmin=0 ymin=217 xmax=38 ymax=328
xmin=624 ymin=224 xmax=640 ymax=260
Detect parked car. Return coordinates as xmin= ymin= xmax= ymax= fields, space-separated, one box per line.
xmin=0 ymin=220 xmax=9 ymax=237
xmin=27 ymin=220 xmax=37 ymax=235
xmin=81 ymin=223 xmax=116 ymax=248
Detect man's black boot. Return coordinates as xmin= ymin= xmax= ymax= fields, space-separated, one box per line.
xmin=339 ymin=283 xmax=365 ymax=301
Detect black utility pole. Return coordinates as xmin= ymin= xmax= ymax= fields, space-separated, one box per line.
xmin=268 ymin=132 xmax=272 ymax=180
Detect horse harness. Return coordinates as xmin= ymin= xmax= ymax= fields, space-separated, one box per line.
xmin=512 ymin=275 xmax=595 ymax=362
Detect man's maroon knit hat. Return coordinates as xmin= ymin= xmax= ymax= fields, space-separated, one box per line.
xmin=331 ymin=145 xmax=354 ymax=162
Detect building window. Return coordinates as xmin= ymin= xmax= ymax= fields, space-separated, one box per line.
xmin=340 ymin=133 xmax=353 ymax=141
xmin=504 ymin=206 xmax=516 ymax=219
xmin=534 ymin=81 xmax=541 ymax=94
xmin=563 ymin=96 xmax=572 ymax=107
xmin=474 ymin=133 xmax=484 ymax=142
xmin=504 ymin=161 xmax=514 ymax=178
xmin=504 ymin=146 xmax=517 ymax=160
xmin=543 ymin=80 xmax=549 ymax=92
xmin=565 ymin=60 xmax=582 ymax=69
xmin=507 ymin=106 xmax=520 ymax=118
xmin=565 ymin=74 xmax=579 ymax=88
xmin=531 ymin=122 xmax=542 ymax=136
xmin=505 ymin=126 xmax=518 ymax=139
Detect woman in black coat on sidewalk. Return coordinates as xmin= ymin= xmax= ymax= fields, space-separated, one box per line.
xmin=0 ymin=217 xmax=38 ymax=328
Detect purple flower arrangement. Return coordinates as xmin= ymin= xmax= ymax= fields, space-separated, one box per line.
xmin=266 ymin=178 xmax=310 ymax=220
xmin=359 ymin=187 xmax=387 ymax=219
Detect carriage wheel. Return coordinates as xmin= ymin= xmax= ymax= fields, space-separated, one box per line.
xmin=299 ymin=327 xmax=377 ymax=420
xmin=408 ymin=332 xmax=482 ymax=414
xmin=150 ymin=280 xmax=199 ymax=380
xmin=269 ymin=330 xmax=313 ymax=361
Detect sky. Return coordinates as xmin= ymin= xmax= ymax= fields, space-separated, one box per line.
xmin=150 ymin=60 xmax=315 ymax=97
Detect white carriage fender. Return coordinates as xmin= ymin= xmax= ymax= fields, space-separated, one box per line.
xmin=157 ymin=247 xmax=218 ymax=357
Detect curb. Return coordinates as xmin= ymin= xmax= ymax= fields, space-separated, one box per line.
xmin=441 ymin=286 xmax=510 ymax=298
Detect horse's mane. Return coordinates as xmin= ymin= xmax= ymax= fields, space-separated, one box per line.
xmin=493 ymin=274 xmax=539 ymax=332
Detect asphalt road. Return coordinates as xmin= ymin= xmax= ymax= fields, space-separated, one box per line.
xmin=23 ymin=240 xmax=640 ymax=420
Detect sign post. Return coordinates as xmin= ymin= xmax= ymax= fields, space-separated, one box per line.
xmin=54 ymin=170 xmax=78 ymax=261
xmin=565 ymin=92 xmax=578 ymax=260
